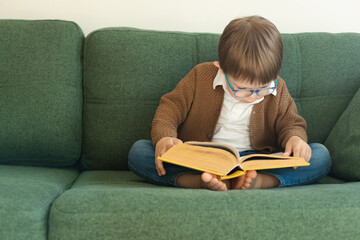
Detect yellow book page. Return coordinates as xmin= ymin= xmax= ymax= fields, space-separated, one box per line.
xmin=241 ymin=155 xmax=309 ymax=171
xmin=158 ymin=143 xmax=239 ymax=176
xmin=186 ymin=141 xmax=240 ymax=162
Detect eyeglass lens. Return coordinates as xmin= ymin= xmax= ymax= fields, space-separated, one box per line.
xmin=234 ymin=88 xmax=274 ymax=98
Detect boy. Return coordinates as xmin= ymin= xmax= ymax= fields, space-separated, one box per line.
xmin=128 ymin=16 xmax=331 ymax=191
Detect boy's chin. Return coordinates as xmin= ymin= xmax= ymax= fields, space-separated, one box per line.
xmin=240 ymin=100 xmax=254 ymax=103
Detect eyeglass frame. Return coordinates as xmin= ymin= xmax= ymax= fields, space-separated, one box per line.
xmin=224 ymin=73 xmax=278 ymax=98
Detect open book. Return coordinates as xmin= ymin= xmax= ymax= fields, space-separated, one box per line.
xmin=158 ymin=141 xmax=310 ymax=180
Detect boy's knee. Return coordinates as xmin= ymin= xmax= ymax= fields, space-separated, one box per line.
xmin=128 ymin=139 xmax=153 ymax=166
xmin=130 ymin=140 xmax=150 ymax=150
xmin=128 ymin=140 xmax=146 ymax=163
xmin=309 ymin=143 xmax=332 ymax=171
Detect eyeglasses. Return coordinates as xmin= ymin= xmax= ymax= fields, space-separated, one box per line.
xmin=225 ymin=73 xmax=277 ymax=98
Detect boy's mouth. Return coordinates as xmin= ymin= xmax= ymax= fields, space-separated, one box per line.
xmin=240 ymin=100 xmax=253 ymax=103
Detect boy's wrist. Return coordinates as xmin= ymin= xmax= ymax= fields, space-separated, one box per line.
xmin=281 ymin=132 xmax=308 ymax=150
xmin=151 ymin=133 xmax=178 ymax=148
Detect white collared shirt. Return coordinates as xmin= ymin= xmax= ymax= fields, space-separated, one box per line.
xmin=212 ymin=70 xmax=277 ymax=152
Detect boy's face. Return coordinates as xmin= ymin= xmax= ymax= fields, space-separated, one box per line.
xmin=225 ymin=74 xmax=272 ymax=103
xmin=213 ymin=61 xmax=274 ymax=103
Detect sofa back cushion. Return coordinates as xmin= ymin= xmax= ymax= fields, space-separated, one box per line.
xmin=280 ymin=33 xmax=360 ymax=143
xmin=82 ymin=28 xmax=196 ymax=169
xmin=325 ymin=87 xmax=360 ymax=181
xmin=0 ymin=20 xmax=83 ymax=167
xmin=82 ymin=28 xmax=360 ymax=171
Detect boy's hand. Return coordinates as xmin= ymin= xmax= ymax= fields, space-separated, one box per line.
xmin=283 ymin=136 xmax=311 ymax=169
xmin=155 ymin=137 xmax=183 ymax=176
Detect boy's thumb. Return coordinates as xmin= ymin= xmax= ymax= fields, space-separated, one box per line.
xmin=282 ymin=143 xmax=291 ymax=157
xmin=172 ymin=138 xmax=183 ymax=145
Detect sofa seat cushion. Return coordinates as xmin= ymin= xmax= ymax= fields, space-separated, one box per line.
xmin=49 ymin=171 xmax=360 ymax=240
xmin=0 ymin=165 xmax=78 ymax=240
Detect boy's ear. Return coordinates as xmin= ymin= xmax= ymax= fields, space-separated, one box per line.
xmin=213 ymin=61 xmax=224 ymax=74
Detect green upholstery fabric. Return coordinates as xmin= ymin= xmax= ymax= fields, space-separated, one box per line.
xmin=82 ymin=28 xmax=360 ymax=171
xmin=50 ymin=171 xmax=359 ymax=239
xmin=1 ymin=21 xmax=359 ymax=240
xmin=0 ymin=20 xmax=84 ymax=167
xmin=0 ymin=165 xmax=78 ymax=240
xmin=325 ymin=87 xmax=360 ymax=181
xmin=280 ymin=33 xmax=360 ymax=143
xmin=317 ymin=175 xmax=345 ymax=184
xmin=82 ymin=28 xmax=196 ymax=170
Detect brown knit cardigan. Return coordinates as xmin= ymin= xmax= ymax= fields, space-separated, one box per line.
xmin=152 ymin=62 xmax=307 ymax=153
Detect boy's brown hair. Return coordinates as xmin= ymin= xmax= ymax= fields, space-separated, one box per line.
xmin=218 ymin=16 xmax=283 ymax=85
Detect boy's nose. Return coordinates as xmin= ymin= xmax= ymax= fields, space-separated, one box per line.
xmin=249 ymin=92 xmax=258 ymax=99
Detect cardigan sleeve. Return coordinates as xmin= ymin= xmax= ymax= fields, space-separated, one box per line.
xmin=151 ymin=67 xmax=196 ymax=147
xmin=275 ymin=79 xmax=308 ymax=149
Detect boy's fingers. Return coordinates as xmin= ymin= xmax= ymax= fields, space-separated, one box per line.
xmin=173 ymin=138 xmax=183 ymax=145
xmin=283 ymin=151 xmax=291 ymax=157
xmin=293 ymin=145 xmax=301 ymax=157
xmin=155 ymin=149 xmax=164 ymax=176
xmin=305 ymin=147 xmax=312 ymax=162
xmin=300 ymin=147 xmax=307 ymax=159
xmin=282 ymin=143 xmax=292 ymax=157
xmin=154 ymin=137 xmax=182 ymax=176
xmin=155 ymin=158 xmax=166 ymax=176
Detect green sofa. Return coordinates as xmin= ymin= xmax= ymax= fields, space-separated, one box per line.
xmin=1 ymin=19 xmax=360 ymax=240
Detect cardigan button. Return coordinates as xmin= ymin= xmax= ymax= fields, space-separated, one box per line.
xmin=207 ymin=133 xmax=212 ymax=140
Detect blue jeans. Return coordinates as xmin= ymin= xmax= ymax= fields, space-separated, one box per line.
xmin=128 ymin=140 xmax=331 ymax=188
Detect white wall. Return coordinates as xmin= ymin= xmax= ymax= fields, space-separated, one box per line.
xmin=1 ymin=0 xmax=360 ymax=36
